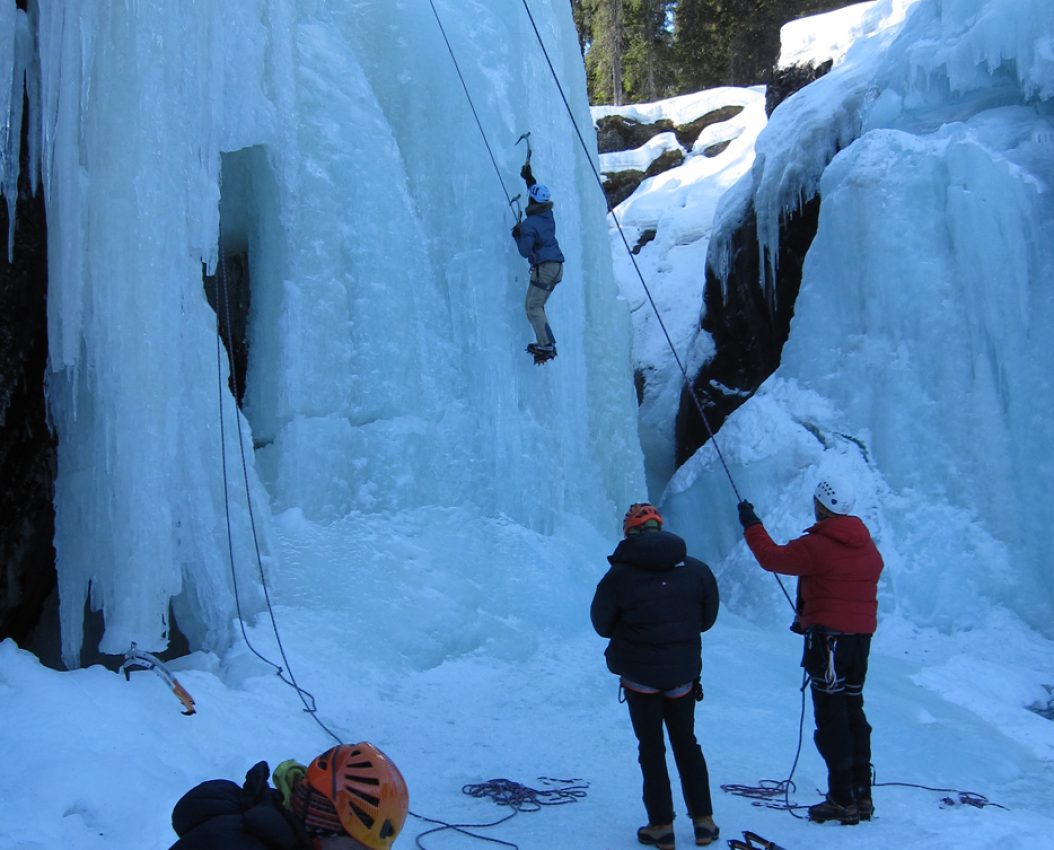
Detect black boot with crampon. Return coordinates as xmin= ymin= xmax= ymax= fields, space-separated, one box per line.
xmin=526 ymin=343 xmax=557 ymax=364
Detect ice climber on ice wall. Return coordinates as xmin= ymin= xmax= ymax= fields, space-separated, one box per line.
xmin=511 ymin=158 xmax=565 ymax=365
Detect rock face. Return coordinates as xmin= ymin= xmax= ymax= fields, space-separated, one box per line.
xmin=766 ymin=59 xmax=833 ymax=116
xmin=0 ymin=94 xmax=55 ymax=650
xmin=597 ymin=106 xmax=744 ymax=209
xmin=674 ymin=196 xmax=821 ymax=464
xmin=672 ymin=62 xmax=834 ymax=464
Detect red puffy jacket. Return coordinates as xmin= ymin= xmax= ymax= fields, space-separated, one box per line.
xmin=744 ymin=515 xmax=883 ymax=634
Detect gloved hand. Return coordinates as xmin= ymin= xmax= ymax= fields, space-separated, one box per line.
xmin=511 ymin=224 xmax=521 ymax=239
xmin=737 ymin=500 xmax=761 ymax=529
xmin=520 ymin=163 xmax=533 ymax=182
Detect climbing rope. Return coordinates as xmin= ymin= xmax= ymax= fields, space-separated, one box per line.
xmin=871 ymin=774 xmax=1006 ymax=811
xmin=214 ymin=240 xmax=343 ymax=747
xmin=214 ymin=246 xmax=565 ymax=848
xmin=720 ymin=672 xmax=1007 ymax=819
xmin=409 ymin=777 xmax=588 ymax=850
xmin=413 ymin=777 xmax=588 ymax=850
xmin=428 ymin=0 xmax=520 ymax=222
xmin=463 ymin=776 xmax=589 ymax=811
xmin=517 ymin=0 xmax=740 ymax=498
xmin=720 ymin=670 xmax=811 ymax=818
xmin=516 ymin=0 xmax=800 ymax=610
xmin=428 ymin=0 xmax=755 ymax=509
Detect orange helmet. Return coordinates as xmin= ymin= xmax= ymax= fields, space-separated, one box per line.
xmin=306 ymin=742 xmax=409 ymax=850
xmin=623 ymin=502 xmax=663 ymax=535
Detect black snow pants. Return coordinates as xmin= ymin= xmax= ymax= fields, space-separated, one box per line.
xmin=624 ymin=687 xmax=714 ymax=824
xmin=802 ymin=629 xmax=873 ymax=805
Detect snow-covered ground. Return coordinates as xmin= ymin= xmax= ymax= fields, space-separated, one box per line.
xmin=4 ymin=567 xmax=1053 ymax=849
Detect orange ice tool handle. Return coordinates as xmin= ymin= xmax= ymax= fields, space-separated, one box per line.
xmin=121 ymin=643 xmax=197 ymax=716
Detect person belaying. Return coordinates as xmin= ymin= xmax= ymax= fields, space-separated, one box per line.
xmin=168 ymin=742 xmax=409 ymax=850
xmin=591 ymin=503 xmax=722 ymax=849
xmin=738 ymin=475 xmax=883 ymax=826
xmin=511 ymin=161 xmax=564 ymax=364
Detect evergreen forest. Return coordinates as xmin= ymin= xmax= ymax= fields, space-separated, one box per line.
xmin=571 ymin=0 xmax=856 ymax=104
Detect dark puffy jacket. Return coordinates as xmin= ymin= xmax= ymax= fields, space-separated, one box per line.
xmin=169 ymin=761 xmax=308 ymax=850
xmin=744 ymin=515 xmax=883 ymax=634
xmin=590 ymin=529 xmax=720 ymax=691
xmin=514 ymin=200 xmax=565 ymax=265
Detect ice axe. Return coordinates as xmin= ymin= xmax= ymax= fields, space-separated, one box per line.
xmin=509 ymin=192 xmax=523 ymax=222
xmin=121 ymin=643 xmax=197 ymax=715
xmin=516 ymin=130 xmax=532 ymax=166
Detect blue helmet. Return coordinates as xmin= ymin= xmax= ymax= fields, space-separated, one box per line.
xmin=528 ymin=183 xmax=551 ymax=203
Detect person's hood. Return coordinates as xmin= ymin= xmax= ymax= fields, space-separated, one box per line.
xmin=808 ymin=515 xmax=872 ymax=547
xmin=608 ymin=529 xmax=687 ymax=572
xmin=525 ymin=199 xmax=554 ymax=214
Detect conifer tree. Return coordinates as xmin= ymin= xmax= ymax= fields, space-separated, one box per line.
xmin=623 ymin=0 xmax=676 ymax=103
xmin=580 ymin=0 xmax=627 ymax=105
xmin=575 ymin=0 xmax=857 ymax=101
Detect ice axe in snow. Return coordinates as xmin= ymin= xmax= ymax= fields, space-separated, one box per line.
xmin=121 ymin=643 xmax=197 ymax=715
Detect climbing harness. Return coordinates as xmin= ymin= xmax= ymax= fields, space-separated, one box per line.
xmin=515 ymin=0 xmax=737 ymax=493
xmin=214 ymin=231 xmax=573 ymax=849
xmin=514 ymin=0 xmax=797 ymax=610
xmin=430 ymin=0 xmax=754 ymax=515
xmin=121 ymin=643 xmax=196 ymax=715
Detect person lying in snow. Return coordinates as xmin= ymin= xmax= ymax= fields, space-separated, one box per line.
xmin=168 ymin=742 xmax=408 ymax=850
xmin=510 ymin=162 xmax=565 ymax=363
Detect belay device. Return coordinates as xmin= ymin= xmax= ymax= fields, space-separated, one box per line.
xmin=121 ymin=643 xmax=197 ymax=715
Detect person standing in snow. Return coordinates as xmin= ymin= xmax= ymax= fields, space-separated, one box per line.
xmin=737 ymin=476 xmax=883 ymax=826
xmin=591 ymin=503 xmax=721 ymax=849
xmin=511 ymin=162 xmax=564 ymax=363
xmin=167 ymin=742 xmax=408 ymax=850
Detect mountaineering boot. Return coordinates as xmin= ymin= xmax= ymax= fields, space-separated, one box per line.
xmin=853 ymin=770 xmax=874 ymax=820
xmin=637 ymin=822 xmax=675 ymax=850
xmin=526 ymin=343 xmax=557 ymax=364
xmin=807 ymin=795 xmax=860 ymax=825
xmin=692 ymin=816 xmax=720 ymax=845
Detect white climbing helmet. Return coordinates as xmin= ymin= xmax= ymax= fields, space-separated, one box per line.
xmin=814 ymin=475 xmax=855 ymax=515
xmin=529 ymin=183 xmax=551 ymax=203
